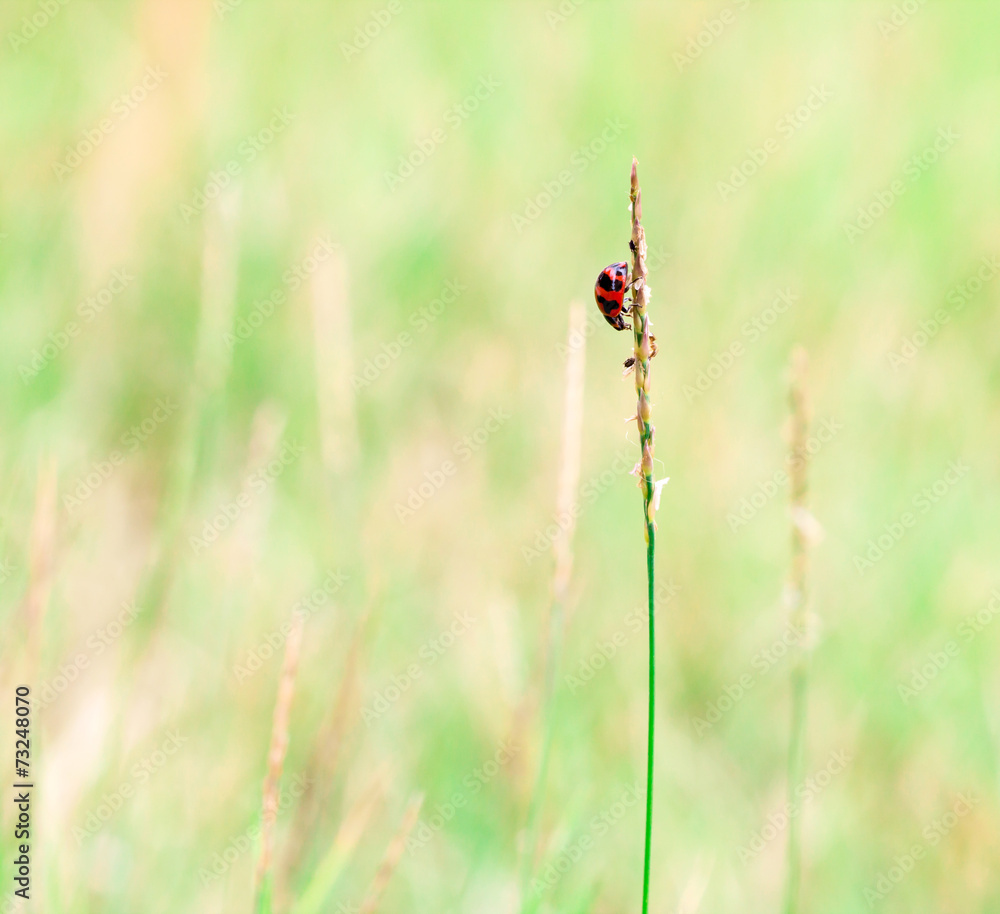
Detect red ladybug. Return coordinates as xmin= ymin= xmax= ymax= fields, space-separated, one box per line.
xmin=594 ymin=262 xmax=631 ymax=331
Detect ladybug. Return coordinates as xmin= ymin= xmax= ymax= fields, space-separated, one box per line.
xmin=594 ymin=262 xmax=631 ymax=331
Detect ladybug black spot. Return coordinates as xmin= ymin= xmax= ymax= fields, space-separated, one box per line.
xmin=596 ymin=293 xmax=620 ymax=317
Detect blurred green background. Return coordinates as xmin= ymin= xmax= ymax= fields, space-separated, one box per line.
xmin=2 ymin=1 xmax=1000 ymax=911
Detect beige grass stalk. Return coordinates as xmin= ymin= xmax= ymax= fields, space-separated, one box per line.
xmin=552 ymin=303 xmax=588 ymax=607
xmin=311 ymin=247 xmax=359 ymax=476
xmin=293 ymin=764 xmax=390 ymax=914
xmin=228 ymin=403 xmax=287 ymax=576
xmin=284 ymin=607 xmax=370 ymax=877
xmin=630 ymin=158 xmax=658 ymax=914
xmin=24 ymin=457 xmax=58 ymax=676
xmin=784 ymin=346 xmax=814 ymax=914
xmin=358 ymin=793 xmax=425 ymax=914
xmin=254 ymin=612 xmax=306 ymax=913
xmin=519 ymin=301 xmax=587 ymax=908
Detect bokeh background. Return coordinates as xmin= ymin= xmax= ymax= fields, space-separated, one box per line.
xmin=2 ymin=1 xmax=1000 ymax=911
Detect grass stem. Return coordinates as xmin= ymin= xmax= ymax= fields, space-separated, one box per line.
xmin=642 ymin=523 xmax=655 ymax=914
xmin=629 ymin=157 xmax=657 ymax=914
xmin=254 ymin=612 xmax=306 ymax=913
xmin=783 ymin=346 xmax=812 ymax=914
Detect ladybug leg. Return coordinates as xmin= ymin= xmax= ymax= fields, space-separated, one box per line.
xmin=621 ymin=278 xmax=638 ymax=311
xmin=621 ymin=268 xmax=644 ymax=311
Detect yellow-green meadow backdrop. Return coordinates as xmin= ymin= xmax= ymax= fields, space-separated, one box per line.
xmin=1 ymin=1 xmax=999 ymax=912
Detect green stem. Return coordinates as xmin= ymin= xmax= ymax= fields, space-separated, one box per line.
xmin=642 ymin=520 xmax=655 ymax=914
xmin=255 ymin=874 xmax=272 ymax=914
